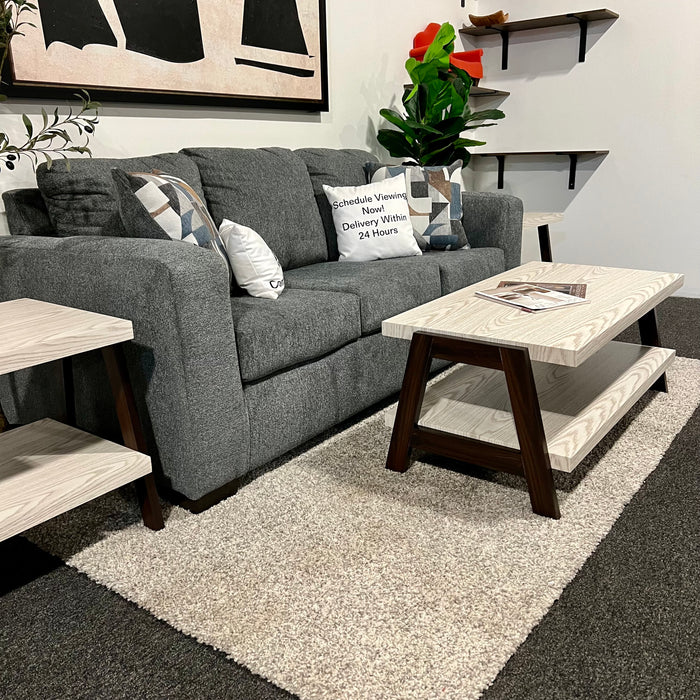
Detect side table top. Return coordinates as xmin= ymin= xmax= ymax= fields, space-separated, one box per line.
xmin=0 ymin=298 xmax=133 ymax=375
xmin=382 ymin=262 xmax=684 ymax=367
xmin=522 ymin=212 xmax=564 ymax=229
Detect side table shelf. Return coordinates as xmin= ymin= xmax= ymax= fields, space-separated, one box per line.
xmin=0 ymin=419 xmax=152 ymax=541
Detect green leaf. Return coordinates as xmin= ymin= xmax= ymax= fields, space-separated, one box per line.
xmin=403 ymin=90 xmax=419 ymax=120
xmin=22 ymin=113 xmax=32 ymax=137
xmin=377 ymin=129 xmax=417 ymax=160
xmin=406 ymin=58 xmax=439 ymax=86
xmin=419 ymin=140 xmax=454 ymax=161
xmin=433 ymin=117 xmax=469 ymax=138
xmin=41 ymin=107 xmax=47 ymax=130
xmin=379 ymin=108 xmax=416 ymax=139
xmin=423 ymin=23 xmax=455 ymax=64
xmin=452 ymin=137 xmax=486 ymax=148
xmin=464 ymin=108 xmax=505 ymax=123
xmin=403 ymin=119 xmax=442 ymax=135
xmin=44 ymin=153 xmax=53 ymax=170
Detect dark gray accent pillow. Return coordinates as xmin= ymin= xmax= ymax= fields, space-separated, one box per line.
xmin=2 ymin=188 xmax=55 ymax=237
xmin=36 ymin=153 xmax=204 ymax=237
xmin=181 ymin=147 xmax=328 ymax=271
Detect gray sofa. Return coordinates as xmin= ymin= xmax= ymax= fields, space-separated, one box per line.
xmin=0 ymin=147 xmax=523 ymax=510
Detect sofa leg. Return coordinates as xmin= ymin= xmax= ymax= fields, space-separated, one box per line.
xmin=168 ymin=479 xmax=241 ymax=514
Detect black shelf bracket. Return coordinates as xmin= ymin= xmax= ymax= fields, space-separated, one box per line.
xmin=569 ymin=15 xmax=589 ymax=62
xmin=567 ymin=153 xmax=579 ymax=189
xmin=492 ymin=28 xmax=510 ymax=70
xmin=477 ymin=151 xmax=607 ymax=190
xmin=496 ymin=155 xmax=506 ymax=189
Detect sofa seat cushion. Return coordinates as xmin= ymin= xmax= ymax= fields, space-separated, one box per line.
xmin=231 ymin=289 xmax=361 ymax=383
xmin=423 ymin=247 xmax=505 ymax=295
xmin=285 ymin=258 xmax=442 ymax=334
xmin=181 ymin=147 xmax=328 ymax=271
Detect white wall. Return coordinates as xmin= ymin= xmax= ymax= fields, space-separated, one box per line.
xmin=2 ymin=1 xmax=698 ymax=298
xmin=469 ymin=0 xmax=700 ymax=296
xmin=0 ymin=0 xmax=471 ymax=226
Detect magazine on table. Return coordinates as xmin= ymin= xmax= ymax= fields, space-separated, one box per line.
xmin=497 ymin=280 xmax=587 ymax=298
xmin=476 ymin=283 xmax=590 ymax=313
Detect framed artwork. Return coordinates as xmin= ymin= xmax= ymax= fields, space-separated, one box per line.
xmin=5 ymin=0 xmax=328 ymax=111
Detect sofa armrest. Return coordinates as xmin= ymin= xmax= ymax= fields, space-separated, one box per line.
xmin=0 ymin=235 xmax=249 ymax=500
xmin=462 ymin=191 xmax=523 ymax=270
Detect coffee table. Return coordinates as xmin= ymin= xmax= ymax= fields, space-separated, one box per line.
xmin=382 ymin=262 xmax=684 ymax=519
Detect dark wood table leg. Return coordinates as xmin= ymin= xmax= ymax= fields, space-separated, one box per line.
xmin=386 ymin=332 xmax=434 ymax=473
xmin=537 ymin=224 xmax=553 ymax=262
xmin=61 ymin=356 xmax=76 ymax=426
xmin=501 ymin=347 xmax=560 ymax=519
xmin=102 ymin=344 xmax=164 ymax=531
xmin=638 ymin=308 xmax=668 ymax=392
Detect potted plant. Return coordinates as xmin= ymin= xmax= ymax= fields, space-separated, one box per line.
xmin=377 ymin=22 xmax=503 ymax=167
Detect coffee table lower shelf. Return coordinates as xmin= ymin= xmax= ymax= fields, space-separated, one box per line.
xmin=0 ymin=419 xmax=153 ymax=542
xmin=386 ymin=341 xmax=674 ymax=476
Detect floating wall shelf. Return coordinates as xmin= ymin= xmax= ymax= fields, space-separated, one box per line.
xmin=470 ymin=85 xmax=510 ymax=98
xmin=472 ymin=151 xmax=609 ymax=189
xmin=460 ymin=9 xmax=619 ymax=69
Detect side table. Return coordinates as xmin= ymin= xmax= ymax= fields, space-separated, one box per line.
xmin=522 ymin=212 xmax=564 ymax=263
xmin=0 ymin=298 xmax=164 ymax=542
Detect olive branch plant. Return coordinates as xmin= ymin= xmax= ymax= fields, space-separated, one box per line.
xmin=0 ymin=0 xmax=100 ymax=173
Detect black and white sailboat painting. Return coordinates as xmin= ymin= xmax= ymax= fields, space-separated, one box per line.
xmin=8 ymin=0 xmax=327 ymax=109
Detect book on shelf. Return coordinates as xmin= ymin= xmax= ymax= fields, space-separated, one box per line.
xmin=476 ymin=283 xmax=590 ymax=313
xmin=497 ymin=280 xmax=587 ymax=298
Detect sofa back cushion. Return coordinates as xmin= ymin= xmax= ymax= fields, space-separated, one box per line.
xmin=296 ymin=148 xmax=378 ymax=260
xmin=181 ymin=147 xmax=328 ymax=271
xmin=35 ymin=153 xmax=204 ymax=237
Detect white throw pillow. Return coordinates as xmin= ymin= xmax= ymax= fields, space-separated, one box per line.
xmin=322 ymin=174 xmax=422 ymax=262
xmin=219 ymin=219 xmax=285 ymax=299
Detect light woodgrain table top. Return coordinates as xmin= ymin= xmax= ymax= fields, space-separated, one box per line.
xmin=0 ymin=298 xmax=133 ymax=375
xmin=383 ymin=262 xmax=684 ymax=367
xmin=522 ymin=212 xmax=564 ymax=229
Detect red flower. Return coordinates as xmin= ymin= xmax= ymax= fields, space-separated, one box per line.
xmin=410 ymin=23 xmax=484 ymax=80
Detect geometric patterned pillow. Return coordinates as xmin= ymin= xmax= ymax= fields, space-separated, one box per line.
xmin=365 ymin=160 xmax=469 ymax=251
xmin=111 ymin=168 xmax=232 ymax=282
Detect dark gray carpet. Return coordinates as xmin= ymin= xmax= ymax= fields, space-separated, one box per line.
xmin=482 ymin=296 xmax=700 ymax=700
xmin=1 ymin=296 xmax=698 ymax=699
xmin=0 ymin=538 xmax=297 ymax=700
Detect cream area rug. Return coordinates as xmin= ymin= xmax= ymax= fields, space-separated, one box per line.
xmin=25 ymin=358 xmax=700 ymax=700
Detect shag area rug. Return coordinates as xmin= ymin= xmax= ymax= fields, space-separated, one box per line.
xmin=25 ymin=357 xmax=700 ymax=700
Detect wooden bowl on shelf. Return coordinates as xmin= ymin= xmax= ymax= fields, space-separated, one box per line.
xmin=468 ymin=10 xmax=509 ymax=27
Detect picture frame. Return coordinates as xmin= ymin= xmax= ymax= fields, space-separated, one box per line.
xmin=4 ymin=0 xmax=328 ymax=112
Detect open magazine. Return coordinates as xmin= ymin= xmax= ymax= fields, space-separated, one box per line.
xmin=497 ymin=280 xmax=587 ymax=298
xmin=476 ymin=283 xmax=590 ymax=313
